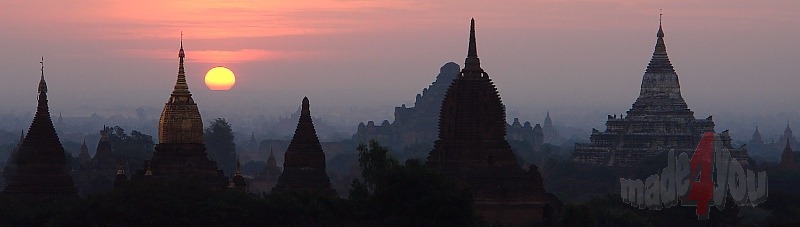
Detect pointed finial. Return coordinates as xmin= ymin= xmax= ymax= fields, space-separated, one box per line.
xmin=657 ymin=11 xmax=664 ymax=38
xmin=38 ymin=57 xmax=47 ymax=94
xmin=301 ymin=97 xmax=310 ymax=116
xmin=469 ymin=18 xmax=476 ymax=57
xmin=463 ymin=18 xmax=483 ymax=72
xmin=178 ymin=32 xmax=185 ymax=59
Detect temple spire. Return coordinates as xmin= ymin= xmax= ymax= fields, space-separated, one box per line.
xmin=658 ymin=10 xmax=664 ymax=38
xmin=301 ymin=97 xmax=310 ymax=117
xmin=463 ymin=18 xmax=483 ymax=73
xmin=38 ymin=57 xmax=47 ymax=95
xmin=643 ymin=14 xmax=675 ymax=73
xmin=172 ymin=33 xmax=190 ymax=96
xmin=781 ymin=139 xmax=797 ymax=169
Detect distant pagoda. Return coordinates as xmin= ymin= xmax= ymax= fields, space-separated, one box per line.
xmin=353 ymin=62 xmax=460 ymax=155
xmin=129 ymin=39 xmax=230 ymax=188
xmin=3 ymin=60 xmax=77 ymax=200
xmin=778 ymin=123 xmax=796 ymax=147
xmin=73 ymin=128 xmax=120 ymax=195
xmin=572 ymin=19 xmax=751 ymax=171
xmin=250 ymin=148 xmax=282 ymax=193
xmin=77 ymin=140 xmax=91 ymax=167
xmin=425 ymin=19 xmax=560 ymax=226
xmin=273 ymin=97 xmax=336 ymax=196
xmin=780 ymin=140 xmax=797 ymax=170
xmin=750 ymin=127 xmax=765 ymax=146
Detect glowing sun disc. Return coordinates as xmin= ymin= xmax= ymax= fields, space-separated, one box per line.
xmin=205 ymin=66 xmax=236 ymax=90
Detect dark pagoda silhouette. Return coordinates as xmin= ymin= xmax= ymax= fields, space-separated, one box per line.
xmin=780 ymin=140 xmax=797 ymax=170
xmin=273 ymin=97 xmax=336 ymax=196
xmin=77 ymin=140 xmax=91 ymax=167
xmin=3 ymin=59 xmax=77 ymax=200
xmin=425 ymin=19 xmax=560 ymax=226
xmin=73 ymin=128 xmax=122 ymax=195
xmin=250 ymin=148 xmax=282 ymax=193
xmin=778 ymin=123 xmax=797 ymax=148
xmin=353 ymin=61 xmax=543 ymax=160
xmin=129 ymin=39 xmax=230 ymax=188
xmin=572 ymin=18 xmax=751 ymax=172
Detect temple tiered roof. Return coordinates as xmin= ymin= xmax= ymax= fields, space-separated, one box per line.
xmin=425 ymin=19 xmax=559 ymax=225
xmin=273 ymin=97 xmax=335 ymax=196
xmin=3 ymin=59 xmax=77 ymax=199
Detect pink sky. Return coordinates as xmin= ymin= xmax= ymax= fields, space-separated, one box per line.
xmin=1 ymin=0 xmax=799 ymax=133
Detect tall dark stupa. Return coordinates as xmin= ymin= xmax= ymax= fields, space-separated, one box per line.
xmin=131 ymin=39 xmax=227 ymax=187
xmin=572 ymin=19 xmax=750 ymax=172
xmin=3 ymin=60 xmax=77 ymax=200
xmin=273 ymin=97 xmax=336 ymax=196
xmin=426 ymin=19 xmax=559 ymax=226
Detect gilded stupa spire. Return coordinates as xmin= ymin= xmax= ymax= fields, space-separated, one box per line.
xmin=158 ymin=35 xmax=204 ymax=144
xmin=172 ymin=32 xmax=191 ymax=97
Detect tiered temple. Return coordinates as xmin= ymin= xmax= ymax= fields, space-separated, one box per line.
xmin=425 ymin=19 xmax=560 ymax=225
xmin=352 ymin=62 xmax=460 ymax=157
xmin=250 ymin=148 xmax=282 ymax=193
xmin=273 ymin=97 xmax=336 ymax=196
xmin=2 ymin=61 xmax=77 ymax=200
xmin=128 ymin=40 xmax=230 ymax=188
xmin=353 ymin=61 xmax=544 ymax=159
xmin=572 ymin=21 xmax=751 ymax=171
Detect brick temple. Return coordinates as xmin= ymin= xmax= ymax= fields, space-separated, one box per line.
xmin=3 ymin=61 xmax=77 ymax=200
xmin=572 ymin=21 xmax=751 ymax=171
xmin=273 ymin=97 xmax=336 ymax=196
xmin=126 ymin=40 xmax=234 ymax=188
xmin=425 ymin=19 xmax=560 ymax=226
xmin=353 ymin=61 xmax=546 ymax=159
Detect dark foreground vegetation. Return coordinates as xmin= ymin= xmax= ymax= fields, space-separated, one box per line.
xmin=2 ymin=142 xmax=800 ymax=226
xmin=0 ymin=141 xmax=482 ymax=226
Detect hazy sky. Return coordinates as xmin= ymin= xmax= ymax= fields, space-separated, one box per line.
xmin=1 ymin=1 xmax=798 ymax=139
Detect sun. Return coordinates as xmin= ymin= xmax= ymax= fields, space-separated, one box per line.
xmin=204 ymin=66 xmax=236 ymax=90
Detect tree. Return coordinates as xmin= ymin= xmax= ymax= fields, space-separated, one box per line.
xmin=204 ymin=118 xmax=237 ymax=176
xmin=349 ymin=140 xmax=480 ymax=225
xmin=107 ymin=126 xmax=154 ymax=171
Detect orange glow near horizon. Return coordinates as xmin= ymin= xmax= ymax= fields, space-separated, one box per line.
xmin=205 ymin=66 xmax=236 ymax=91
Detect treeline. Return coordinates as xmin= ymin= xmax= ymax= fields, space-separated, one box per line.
xmin=0 ymin=141 xmax=483 ymax=226
xmin=3 ymin=140 xmax=800 ymax=226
